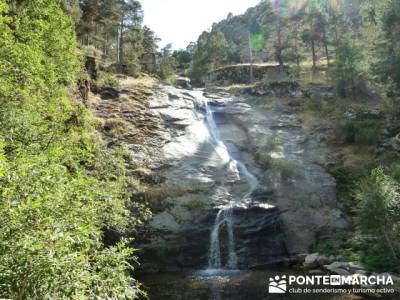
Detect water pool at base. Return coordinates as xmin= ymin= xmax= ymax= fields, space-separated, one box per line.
xmin=138 ymin=269 xmax=389 ymax=300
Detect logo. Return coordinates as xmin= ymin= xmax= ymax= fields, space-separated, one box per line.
xmin=267 ymin=274 xmax=394 ymax=294
xmin=330 ymin=275 xmax=341 ymax=286
xmin=268 ymin=275 xmax=287 ymax=293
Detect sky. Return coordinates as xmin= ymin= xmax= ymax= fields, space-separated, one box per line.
xmin=140 ymin=0 xmax=261 ymax=50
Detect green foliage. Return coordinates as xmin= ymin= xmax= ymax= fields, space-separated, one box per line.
xmin=261 ymin=134 xmax=281 ymax=153
xmin=314 ymin=234 xmax=360 ymax=261
xmin=250 ymin=33 xmax=265 ymax=52
xmin=390 ymin=162 xmax=400 ymax=182
xmin=173 ymin=49 xmax=192 ymax=69
xmin=329 ymin=39 xmax=368 ymax=98
xmin=0 ymin=1 xmax=146 ymax=298
xmin=187 ymin=25 xmax=230 ymax=84
xmin=76 ymin=0 xmax=158 ymax=75
xmin=354 ymin=168 xmax=400 ymax=272
xmin=97 ymin=71 xmax=120 ymax=87
xmin=343 ymin=119 xmax=382 ymax=145
xmin=325 ymin=164 xmax=358 ymax=208
xmin=159 ymin=57 xmax=177 ymax=80
xmin=157 ymin=44 xmax=177 ymax=80
xmin=359 ymin=241 xmax=399 ymax=272
xmin=377 ymin=0 xmax=400 ymax=89
xmin=255 ymin=135 xmax=300 ymax=180
xmin=318 ymin=167 xmax=400 ymax=272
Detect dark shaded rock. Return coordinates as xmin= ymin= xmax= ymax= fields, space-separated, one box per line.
xmin=168 ymin=93 xmax=180 ymax=100
xmin=175 ymin=77 xmax=192 ymax=90
xmin=233 ymin=204 xmax=287 ymax=269
xmin=99 ymin=87 xmax=120 ymax=100
xmin=307 ymin=83 xmax=335 ymax=98
xmin=138 ymin=204 xmax=287 ymax=272
xmin=249 ymin=188 xmax=275 ymax=202
xmin=137 ymin=213 xmax=215 ymax=272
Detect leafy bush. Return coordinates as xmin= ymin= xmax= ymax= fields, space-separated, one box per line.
xmin=390 ymin=162 xmax=400 ymax=182
xmin=0 ymin=2 xmax=147 ymax=298
xmin=328 ymin=39 xmax=368 ymax=99
xmin=187 ymin=25 xmax=230 ymax=84
xmin=306 ymin=95 xmax=324 ymax=112
xmin=255 ymin=151 xmax=275 ymax=169
xmin=272 ymin=157 xmax=301 ymax=179
xmin=97 ymin=71 xmax=120 ymax=87
xmin=261 ymin=134 xmax=281 ymax=153
xmin=158 ymin=45 xmax=178 ymax=80
xmin=358 ymin=241 xmax=399 ymax=273
xmin=314 ymin=234 xmax=360 ymax=261
xmin=354 ymin=168 xmax=400 ymax=272
xmin=255 ymin=135 xmax=300 ymax=180
xmin=343 ymin=119 xmax=382 ymax=145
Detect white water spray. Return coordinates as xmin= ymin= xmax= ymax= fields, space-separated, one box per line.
xmin=203 ymin=99 xmax=258 ymax=271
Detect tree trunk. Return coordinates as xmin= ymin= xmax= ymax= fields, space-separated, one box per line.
xmin=248 ymin=32 xmax=253 ymax=83
xmin=119 ymin=22 xmax=124 ymax=67
xmin=311 ymin=38 xmax=316 ymax=70
xmin=277 ymin=16 xmax=284 ymax=67
xmin=322 ymin=26 xmax=330 ymax=66
xmin=116 ymin=28 xmax=120 ymax=63
xmin=294 ymin=27 xmax=300 ymax=68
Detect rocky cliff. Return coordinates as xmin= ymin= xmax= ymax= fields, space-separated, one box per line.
xmin=90 ymin=76 xmax=350 ymax=273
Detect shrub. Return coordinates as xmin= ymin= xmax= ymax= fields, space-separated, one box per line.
xmin=328 ymin=39 xmax=368 ymax=99
xmin=103 ymin=118 xmax=131 ymax=138
xmin=158 ymin=56 xmax=178 ymax=80
xmin=359 ymin=241 xmax=399 ymax=273
xmin=255 ymin=134 xmax=300 ymax=180
xmin=261 ymin=134 xmax=281 ymax=153
xmin=354 ymin=168 xmax=400 ymax=272
xmin=390 ymin=162 xmax=400 ymax=182
xmin=0 ymin=2 xmax=147 ymax=298
xmin=255 ymin=152 xmax=300 ymax=180
xmin=343 ymin=119 xmax=382 ymax=145
xmin=272 ymin=157 xmax=301 ymax=179
xmin=314 ymin=234 xmax=360 ymax=261
xmin=255 ymin=151 xmax=275 ymax=169
xmin=97 ymin=71 xmax=120 ymax=87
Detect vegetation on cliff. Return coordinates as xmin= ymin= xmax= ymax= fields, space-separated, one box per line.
xmin=183 ymin=0 xmax=400 ymax=272
xmin=0 ymin=1 xmax=148 ymax=298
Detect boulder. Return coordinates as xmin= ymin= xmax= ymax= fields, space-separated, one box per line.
xmin=304 ymin=253 xmax=320 ymax=268
xmin=325 ymin=265 xmax=352 ymax=276
xmin=323 ymin=261 xmax=367 ymax=276
xmin=317 ymin=255 xmax=331 ymax=265
xmin=309 ymin=269 xmax=325 ymax=275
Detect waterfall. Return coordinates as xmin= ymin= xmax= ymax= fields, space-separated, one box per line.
xmin=203 ymin=99 xmax=258 ymax=271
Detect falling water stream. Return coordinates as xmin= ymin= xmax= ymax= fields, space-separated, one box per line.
xmin=138 ymin=89 xmax=364 ymax=300
xmin=203 ymin=99 xmax=258 ymax=272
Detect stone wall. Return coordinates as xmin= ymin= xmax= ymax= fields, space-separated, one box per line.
xmin=206 ymin=64 xmax=289 ymax=85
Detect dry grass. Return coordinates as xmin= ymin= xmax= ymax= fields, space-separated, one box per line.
xmin=103 ymin=118 xmax=133 ymax=138
xmin=143 ymin=186 xmax=204 ymax=207
xmin=119 ymin=73 xmax=158 ymax=89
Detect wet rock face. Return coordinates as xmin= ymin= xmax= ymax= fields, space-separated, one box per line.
xmin=233 ymin=204 xmax=287 ymax=269
xmin=212 ymin=92 xmax=350 ymax=255
xmin=130 ymin=84 xmax=349 ymax=272
xmin=139 ymin=212 xmax=214 ymax=271
xmin=139 ymin=204 xmax=286 ymax=272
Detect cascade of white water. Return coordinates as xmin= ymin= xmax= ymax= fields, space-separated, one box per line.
xmin=203 ymin=99 xmax=258 ymax=270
